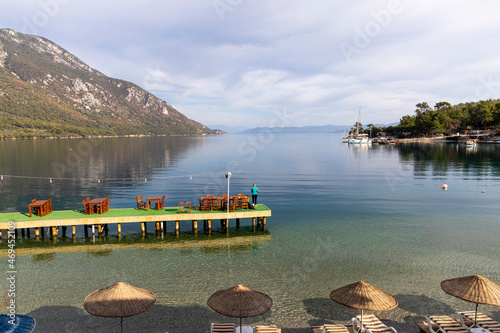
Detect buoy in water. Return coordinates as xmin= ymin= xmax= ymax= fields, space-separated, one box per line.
xmin=442 ymin=184 xmax=448 ymax=191
xmin=482 ymin=190 xmax=485 ymax=193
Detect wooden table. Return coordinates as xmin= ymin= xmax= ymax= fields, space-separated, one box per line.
xmin=147 ymin=196 xmax=161 ymax=211
xmin=28 ymin=199 xmax=50 ymax=217
xmin=88 ymin=198 xmax=109 ymax=214
xmin=179 ymin=202 xmax=191 ymax=213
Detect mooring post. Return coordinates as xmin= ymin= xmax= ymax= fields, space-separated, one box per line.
xmin=192 ymin=220 xmax=198 ymax=236
xmin=72 ymin=226 xmax=76 ymax=237
xmin=35 ymin=228 xmax=40 ymax=241
xmin=141 ymin=222 xmax=146 ymax=236
xmin=236 ymin=218 xmax=240 ymax=228
xmin=51 ymin=226 xmax=57 ymax=237
xmin=207 ymin=219 xmax=211 ymax=231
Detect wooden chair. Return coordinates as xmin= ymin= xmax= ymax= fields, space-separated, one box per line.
xmin=105 ymin=197 xmax=110 ymax=212
xmin=200 ymin=197 xmax=210 ymax=211
xmin=155 ymin=195 xmax=165 ymax=210
xmin=210 ymin=196 xmax=220 ymax=210
xmin=136 ymin=195 xmax=146 ymax=210
xmin=31 ymin=199 xmax=39 ymax=216
xmin=83 ymin=199 xmax=92 ymax=215
xmin=220 ymin=195 xmax=228 ymax=210
xmin=233 ymin=196 xmax=242 ymax=210
xmin=240 ymin=196 xmax=249 ymax=209
xmin=48 ymin=198 xmax=53 ymax=213
xmin=227 ymin=197 xmax=237 ymax=212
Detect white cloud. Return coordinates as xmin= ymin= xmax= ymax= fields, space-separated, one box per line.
xmin=2 ymin=0 xmax=500 ymax=128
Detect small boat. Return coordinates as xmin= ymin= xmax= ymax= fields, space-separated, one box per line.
xmin=465 ymin=139 xmax=477 ymax=147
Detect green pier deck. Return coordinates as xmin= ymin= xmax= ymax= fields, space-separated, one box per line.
xmin=0 ymin=204 xmax=271 ymax=231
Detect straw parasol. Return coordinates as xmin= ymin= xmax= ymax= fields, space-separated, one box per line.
xmin=441 ymin=275 xmax=500 ymax=327
xmin=207 ymin=284 xmax=272 ymax=333
xmin=0 ymin=314 xmax=36 ymax=333
xmin=330 ymin=281 xmax=398 ymax=332
xmin=84 ymin=282 xmax=156 ymax=333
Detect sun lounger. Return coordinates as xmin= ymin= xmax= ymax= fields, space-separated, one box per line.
xmin=458 ymin=311 xmax=500 ymax=333
xmin=352 ymin=314 xmax=397 ymax=333
xmin=255 ymin=325 xmax=281 ymax=333
xmin=323 ymin=324 xmax=350 ymax=333
xmin=210 ymin=322 xmax=236 ymax=333
xmin=311 ymin=324 xmax=349 ymax=333
xmin=426 ymin=315 xmax=468 ymax=333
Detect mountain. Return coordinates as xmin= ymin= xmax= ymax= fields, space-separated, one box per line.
xmin=0 ymin=29 xmax=216 ymax=138
xmin=236 ymin=123 xmax=400 ymax=135
xmin=237 ymin=125 xmax=346 ymax=134
xmin=207 ymin=124 xmax=249 ymax=134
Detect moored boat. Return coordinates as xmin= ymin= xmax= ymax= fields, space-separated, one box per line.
xmin=465 ymin=139 xmax=477 ymax=147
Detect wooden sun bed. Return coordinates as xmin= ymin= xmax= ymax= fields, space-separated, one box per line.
xmin=311 ymin=324 xmax=352 ymax=333
xmin=458 ymin=311 xmax=500 ymax=333
xmin=426 ymin=315 xmax=468 ymax=333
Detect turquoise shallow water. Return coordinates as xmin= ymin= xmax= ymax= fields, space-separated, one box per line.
xmin=1 ymin=134 xmax=499 ymax=333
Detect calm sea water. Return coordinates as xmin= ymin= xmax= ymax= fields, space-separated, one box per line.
xmin=1 ymin=134 xmax=499 ymax=333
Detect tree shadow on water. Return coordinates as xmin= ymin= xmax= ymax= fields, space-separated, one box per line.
xmin=395 ymin=294 xmax=454 ymax=317
xmin=302 ymin=298 xmax=354 ymax=327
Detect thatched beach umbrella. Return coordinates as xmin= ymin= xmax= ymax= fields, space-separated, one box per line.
xmin=207 ymin=284 xmax=273 ymax=333
xmin=330 ymin=281 xmax=398 ymax=332
xmin=441 ymin=275 xmax=500 ymax=327
xmin=84 ymin=282 xmax=156 ymax=333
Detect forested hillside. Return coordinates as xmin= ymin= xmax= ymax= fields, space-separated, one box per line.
xmin=0 ymin=29 xmax=215 ymax=138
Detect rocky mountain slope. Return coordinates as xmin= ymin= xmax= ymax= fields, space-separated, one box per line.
xmin=0 ymin=28 xmax=216 ymax=137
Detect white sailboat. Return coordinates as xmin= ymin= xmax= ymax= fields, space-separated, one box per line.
xmin=348 ymin=108 xmax=372 ymax=144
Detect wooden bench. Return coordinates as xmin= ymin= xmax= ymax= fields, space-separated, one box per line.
xmin=179 ymin=202 xmax=191 ymax=213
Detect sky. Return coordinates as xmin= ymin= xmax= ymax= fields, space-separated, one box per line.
xmin=2 ymin=0 xmax=500 ymax=129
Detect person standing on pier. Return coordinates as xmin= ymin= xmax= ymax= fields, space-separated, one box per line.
xmin=251 ymin=183 xmax=259 ymax=205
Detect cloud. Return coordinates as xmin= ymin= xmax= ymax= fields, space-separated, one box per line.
xmin=2 ymin=0 xmax=500 ymax=128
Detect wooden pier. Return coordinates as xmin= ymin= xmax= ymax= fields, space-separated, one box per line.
xmin=0 ymin=204 xmax=271 ymax=241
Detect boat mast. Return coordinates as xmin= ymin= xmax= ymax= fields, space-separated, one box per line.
xmin=356 ymin=107 xmax=361 ymax=135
